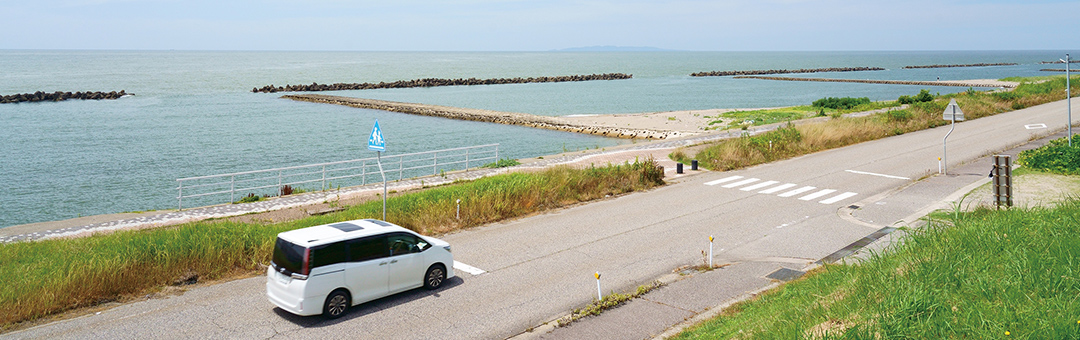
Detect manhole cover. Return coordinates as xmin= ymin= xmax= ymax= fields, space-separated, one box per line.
xmin=766 ymin=268 xmax=805 ymax=282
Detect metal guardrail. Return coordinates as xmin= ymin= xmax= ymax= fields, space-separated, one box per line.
xmin=176 ymin=144 xmax=499 ymax=210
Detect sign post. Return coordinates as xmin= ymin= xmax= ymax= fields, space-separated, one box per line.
xmin=368 ymin=120 xmax=387 ymax=220
xmin=1062 ymin=54 xmax=1072 ymax=146
xmin=941 ymin=99 xmax=964 ymax=175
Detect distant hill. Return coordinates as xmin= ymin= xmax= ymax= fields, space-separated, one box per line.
xmin=554 ymin=46 xmax=671 ymax=52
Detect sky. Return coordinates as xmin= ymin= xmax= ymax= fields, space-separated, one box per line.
xmin=1 ymin=0 xmax=1077 ymax=51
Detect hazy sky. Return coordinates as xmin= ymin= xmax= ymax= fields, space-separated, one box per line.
xmin=2 ymin=0 xmax=1077 ymax=51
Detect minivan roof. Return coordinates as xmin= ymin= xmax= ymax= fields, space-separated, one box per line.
xmin=276 ymin=219 xmax=412 ymax=247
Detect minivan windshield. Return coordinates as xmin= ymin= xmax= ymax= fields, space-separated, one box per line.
xmin=272 ymin=237 xmax=306 ymax=274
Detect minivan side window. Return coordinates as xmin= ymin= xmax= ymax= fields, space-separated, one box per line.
xmin=387 ymin=233 xmax=429 ymax=256
xmin=311 ymin=241 xmax=347 ymax=268
xmin=348 ymin=235 xmax=389 ymax=262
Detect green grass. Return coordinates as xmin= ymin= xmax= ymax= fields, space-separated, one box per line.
xmin=1017 ymin=134 xmax=1080 ymax=175
xmin=707 ymin=101 xmax=901 ymax=130
xmin=0 ymin=160 xmax=665 ymax=330
xmin=675 ymin=198 xmax=1080 ymax=339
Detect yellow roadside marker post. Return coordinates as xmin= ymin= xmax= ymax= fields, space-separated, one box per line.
xmin=595 ymin=272 xmax=602 ymax=301
xmin=708 ymin=236 xmax=714 ymax=268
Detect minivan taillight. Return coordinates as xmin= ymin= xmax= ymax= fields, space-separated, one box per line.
xmin=292 ymin=247 xmax=311 ymax=280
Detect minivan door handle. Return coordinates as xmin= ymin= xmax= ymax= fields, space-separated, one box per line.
xmin=390 ymin=260 xmax=398 ymax=264
xmin=379 ymin=261 xmax=388 ymax=266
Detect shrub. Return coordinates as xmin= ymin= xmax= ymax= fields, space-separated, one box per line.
xmin=898 ymin=95 xmax=914 ymax=104
xmin=484 ymin=157 xmax=521 ymax=168
xmin=812 ymin=96 xmax=871 ymax=110
xmin=914 ymin=89 xmax=934 ymax=103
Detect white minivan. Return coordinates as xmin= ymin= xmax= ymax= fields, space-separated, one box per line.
xmin=266 ymin=219 xmax=454 ymax=318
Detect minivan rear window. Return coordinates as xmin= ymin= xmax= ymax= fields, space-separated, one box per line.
xmin=272 ymin=237 xmax=306 ymax=274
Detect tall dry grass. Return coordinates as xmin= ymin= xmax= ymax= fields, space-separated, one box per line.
xmin=693 ymin=76 xmax=1078 ymax=171
xmin=0 ymin=160 xmax=664 ymax=330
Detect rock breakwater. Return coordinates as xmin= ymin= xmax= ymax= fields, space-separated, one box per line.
xmin=284 ymin=94 xmax=684 ymax=140
xmin=1 ymin=90 xmax=128 ymax=104
xmin=253 ymin=73 xmax=632 ymax=93
xmin=690 ymin=67 xmax=883 ymax=77
xmin=733 ymin=76 xmax=1017 ymax=88
xmin=902 ymin=63 xmax=1017 ymax=69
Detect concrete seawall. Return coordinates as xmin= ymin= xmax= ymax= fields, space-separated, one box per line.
xmin=283 ymin=94 xmax=685 ymax=139
xmin=733 ymin=76 xmax=1018 ymax=88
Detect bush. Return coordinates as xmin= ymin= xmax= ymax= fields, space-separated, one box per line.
xmin=914 ymin=89 xmax=934 ymax=102
xmin=898 ymin=95 xmax=914 ymax=104
xmin=484 ymin=157 xmax=522 ymax=168
xmin=812 ymin=96 xmax=871 ymax=110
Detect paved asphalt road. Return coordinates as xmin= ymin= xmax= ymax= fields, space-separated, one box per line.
xmin=6 ymin=98 xmax=1074 ymax=339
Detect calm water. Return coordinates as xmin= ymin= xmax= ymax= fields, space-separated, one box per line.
xmin=0 ymin=50 xmax=1062 ymax=227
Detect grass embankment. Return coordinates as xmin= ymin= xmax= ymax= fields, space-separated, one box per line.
xmin=675 ymin=135 xmax=1080 ymax=339
xmin=0 ymin=160 xmax=664 ymax=330
xmin=706 ymin=100 xmax=900 ymax=130
xmin=675 ymin=198 xmax=1080 ymax=339
xmin=680 ymin=76 xmax=1078 ymax=171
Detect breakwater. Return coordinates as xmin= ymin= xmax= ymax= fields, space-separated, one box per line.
xmin=253 ymin=73 xmax=632 ymax=93
xmin=689 ymin=67 xmax=883 ymax=77
xmin=902 ymin=63 xmax=1017 ymax=69
xmin=284 ymin=94 xmax=683 ymax=139
xmin=733 ymin=76 xmax=1017 ymax=88
xmin=1 ymin=90 xmax=128 ymax=104
xmin=1040 ymin=60 xmax=1080 ymax=64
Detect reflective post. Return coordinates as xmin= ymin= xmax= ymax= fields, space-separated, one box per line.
xmin=595 ymin=272 xmax=602 ymax=301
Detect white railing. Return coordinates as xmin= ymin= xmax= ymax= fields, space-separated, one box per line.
xmin=176 ymin=144 xmax=499 ymax=210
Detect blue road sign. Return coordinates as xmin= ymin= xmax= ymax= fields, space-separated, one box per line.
xmin=368 ymin=120 xmax=386 ymax=152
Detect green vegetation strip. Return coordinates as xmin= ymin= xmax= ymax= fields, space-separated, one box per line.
xmin=675 ymin=195 xmax=1080 ymax=339
xmin=681 ymin=76 xmax=1079 ymax=171
xmin=0 ymin=160 xmax=665 ymax=330
xmin=1017 ymin=134 xmax=1080 ymax=175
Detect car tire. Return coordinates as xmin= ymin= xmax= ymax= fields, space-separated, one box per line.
xmin=322 ymin=289 xmax=350 ymax=319
xmin=424 ymin=265 xmax=446 ymax=290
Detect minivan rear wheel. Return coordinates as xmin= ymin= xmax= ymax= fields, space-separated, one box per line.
xmin=424 ymin=265 xmax=446 ymax=290
xmin=323 ymin=290 xmax=350 ymax=319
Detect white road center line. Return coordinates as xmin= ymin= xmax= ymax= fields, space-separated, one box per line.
xmin=722 ymin=178 xmax=760 ymax=188
xmin=820 ymin=192 xmax=858 ymax=204
xmin=705 ymin=176 xmax=743 ymax=186
xmin=799 ymin=189 xmax=837 ymax=201
xmin=777 ymin=186 xmax=816 ymax=197
xmin=758 ymin=183 xmax=797 ymax=194
xmin=740 ymin=180 xmax=779 ymax=191
xmin=845 ymin=170 xmax=910 ymax=180
xmin=453 ymin=261 xmax=486 ymax=276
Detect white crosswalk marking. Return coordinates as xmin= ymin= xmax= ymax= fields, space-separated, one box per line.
xmin=722 ymin=178 xmax=760 ymax=188
xmin=453 ymin=261 xmax=486 ymax=275
xmin=820 ymin=192 xmax=858 ymax=204
xmin=704 ymin=176 xmax=859 ymax=205
xmin=705 ymin=176 xmax=743 ymax=186
xmin=758 ymin=183 xmax=796 ymax=194
xmin=777 ymin=186 xmax=816 ymax=197
xmin=799 ymin=189 xmax=836 ymax=201
xmin=739 ymin=180 xmax=779 ymax=191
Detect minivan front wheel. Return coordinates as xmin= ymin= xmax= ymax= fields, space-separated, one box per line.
xmin=424 ymin=265 xmax=446 ymax=290
xmin=323 ymin=290 xmax=350 ymax=319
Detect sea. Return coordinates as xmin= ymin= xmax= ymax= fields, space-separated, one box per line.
xmin=0 ymin=50 xmax=1066 ymax=228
